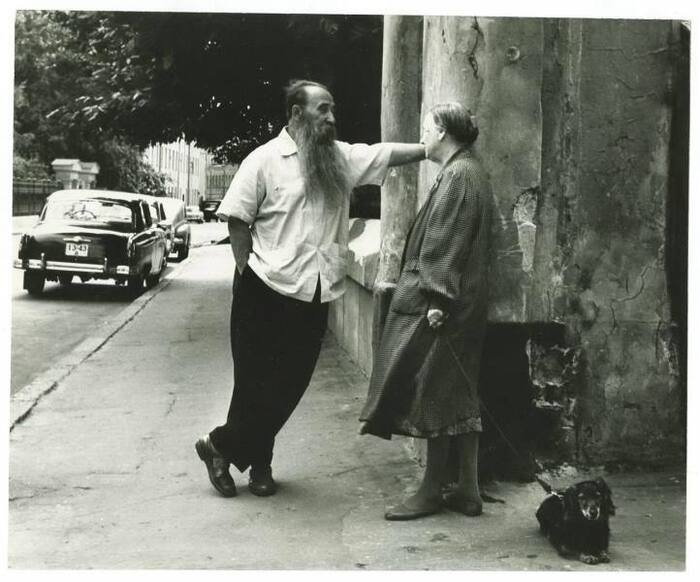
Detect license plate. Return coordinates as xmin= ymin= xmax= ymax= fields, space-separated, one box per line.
xmin=65 ymin=242 xmax=89 ymax=257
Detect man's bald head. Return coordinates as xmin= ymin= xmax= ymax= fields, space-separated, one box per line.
xmin=284 ymin=79 xmax=332 ymax=121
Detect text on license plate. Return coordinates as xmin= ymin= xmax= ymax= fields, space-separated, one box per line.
xmin=65 ymin=242 xmax=89 ymax=257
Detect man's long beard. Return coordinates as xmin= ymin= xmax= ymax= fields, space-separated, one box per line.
xmin=296 ymin=119 xmax=350 ymax=208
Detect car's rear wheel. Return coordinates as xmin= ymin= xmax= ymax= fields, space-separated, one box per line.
xmin=58 ymin=274 xmax=73 ymax=286
xmin=146 ymin=256 xmax=165 ymax=289
xmin=146 ymin=271 xmax=160 ymax=289
xmin=127 ymin=273 xmax=144 ymax=296
xmin=25 ymin=271 xmax=45 ymax=295
xmin=177 ymin=240 xmax=190 ymax=261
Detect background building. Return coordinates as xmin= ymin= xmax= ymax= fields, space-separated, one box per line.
xmin=50 ymin=159 xmax=99 ymax=190
xmin=143 ymin=139 xmax=212 ymax=206
xmin=205 ymin=163 xmax=239 ymax=201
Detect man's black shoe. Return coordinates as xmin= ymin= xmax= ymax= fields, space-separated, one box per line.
xmin=248 ymin=465 xmax=277 ymax=497
xmin=195 ymin=435 xmax=237 ymax=497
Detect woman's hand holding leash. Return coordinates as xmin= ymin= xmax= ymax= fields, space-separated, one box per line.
xmin=427 ymin=308 xmax=447 ymax=329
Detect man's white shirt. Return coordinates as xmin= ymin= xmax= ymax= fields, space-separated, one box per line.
xmin=217 ymin=127 xmax=392 ymax=302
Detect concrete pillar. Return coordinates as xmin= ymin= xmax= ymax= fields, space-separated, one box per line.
xmin=421 ymin=16 xmax=545 ymax=322
xmin=377 ymin=15 xmax=423 ymax=286
xmin=548 ymin=19 xmax=684 ymax=462
xmin=373 ymin=15 xmax=424 ymax=356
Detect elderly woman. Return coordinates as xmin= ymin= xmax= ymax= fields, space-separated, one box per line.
xmin=360 ymin=102 xmax=494 ymax=520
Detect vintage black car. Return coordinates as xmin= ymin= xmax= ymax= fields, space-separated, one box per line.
xmin=14 ymin=189 xmax=168 ymax=296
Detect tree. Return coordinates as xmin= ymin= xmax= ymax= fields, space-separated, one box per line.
xmin=14 ymin=11 xmax=90 ymax=166
xmin=13 ymin=154 xmax=53 ymax=181
xmin=14 ymin=10 xmax=384 ymax=214
xmin=16 ymin=12 xmax=384 ymax=165
xmin=14 ymin=11 xmax=170 ymax=192
xmin=97 ymin=139 xmax=170 ymax=195
xmin=140 ymin=13 xmax=384 ymax=162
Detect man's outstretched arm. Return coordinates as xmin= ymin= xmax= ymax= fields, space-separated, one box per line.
xmin=388 ymin=143 xmax=426 ymax=166
xmin=228 ymin=216 xmax=253 ymax=275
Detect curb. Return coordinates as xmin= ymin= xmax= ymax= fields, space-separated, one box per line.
xmin=9 ymin=255 xmax=193 ymax=431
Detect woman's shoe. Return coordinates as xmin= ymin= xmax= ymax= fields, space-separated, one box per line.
xmin=442 ymin=492 xmax=483 ymax=516
xmin=385 ymin=498 xmax=442 ymax=521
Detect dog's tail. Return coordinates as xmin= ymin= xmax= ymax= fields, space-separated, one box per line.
xmin=535 ymin=476 xmax=553 ymax=493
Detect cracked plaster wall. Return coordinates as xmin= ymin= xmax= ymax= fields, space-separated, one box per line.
xmin=535 ymin=19 xmax=684 ymax=464
xmin=414 ymin=17 xmax=685 ymax=466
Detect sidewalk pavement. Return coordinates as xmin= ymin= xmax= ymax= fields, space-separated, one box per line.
xmin=8 ymin=244 xmax=687 ymax=570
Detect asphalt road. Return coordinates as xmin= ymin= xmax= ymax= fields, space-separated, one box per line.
xmin=10 ymin=219 xmax=227 ymax=395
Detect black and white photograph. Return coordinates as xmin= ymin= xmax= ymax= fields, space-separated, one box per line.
xmin=2 ymin=0 xmax=695 ymax=576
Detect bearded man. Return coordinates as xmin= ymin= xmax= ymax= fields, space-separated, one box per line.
xmin=195 ymin=80 xmax=425 ymax=498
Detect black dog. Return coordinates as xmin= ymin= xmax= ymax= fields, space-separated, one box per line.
xmin=535 ymin=477 xmax=616 ymax=565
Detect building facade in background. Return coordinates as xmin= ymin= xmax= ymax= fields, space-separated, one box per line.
xmin=50 ymin=159 xmax=100 ymax=190
xmin=143 ymin=139 xmax=212 ymax=206
xmin=205 ymin=163 xmax=239 ymax=202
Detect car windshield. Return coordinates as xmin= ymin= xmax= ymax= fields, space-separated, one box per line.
xmin=42 ymin=198 xmax=134 ymax=230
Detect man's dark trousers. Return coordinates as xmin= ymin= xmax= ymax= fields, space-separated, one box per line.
xmin=210 ymin=265 xmax=328 ymax=472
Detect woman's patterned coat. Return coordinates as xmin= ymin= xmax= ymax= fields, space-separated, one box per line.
xmin=360 ymin=148 xmax=494 ymax=439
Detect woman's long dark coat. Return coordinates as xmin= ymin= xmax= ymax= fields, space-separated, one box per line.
xmin=360 ymin=149 xmax=494 ymax=440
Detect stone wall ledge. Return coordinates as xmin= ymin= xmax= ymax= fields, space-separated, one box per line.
xmin=347 ymin=218 xmax=380 ymax=291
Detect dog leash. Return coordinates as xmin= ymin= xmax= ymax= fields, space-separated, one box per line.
xmin=444 ymin=335 xmax=610 ymax=500
xmin=443 ymin=334 xmax=543 ymax=483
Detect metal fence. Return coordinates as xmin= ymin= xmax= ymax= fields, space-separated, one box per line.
xmin=13 ymin=180 xmax=63 ymax=216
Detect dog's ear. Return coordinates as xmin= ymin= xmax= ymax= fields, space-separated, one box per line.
xmin=596 ymin=477 xmax=616 ymax=516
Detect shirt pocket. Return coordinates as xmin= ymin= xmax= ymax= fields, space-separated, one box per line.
xmin=262 ymin=176 xmax=305 ymax=217
xmin=390 ymin=268 xmax=428 ymax=316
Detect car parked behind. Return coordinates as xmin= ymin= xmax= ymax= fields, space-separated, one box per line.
xmin=185 ymin=205 xmax=204 ymax=223
xmin=160 ymin=197 xmax=191 ymax=261
xmin=13 ymin=189 xmax=168 ymax=296
xmin=201 ymin=199 xmax=222 ymax=222
xmin=143 ymin=195 xmax=172 ymax=254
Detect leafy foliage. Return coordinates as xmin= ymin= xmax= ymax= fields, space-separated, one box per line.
xmin=14 ymin=11 xmax=384 ymax=167
xmin=13 ymin=154 xmax=53 ymax=180
xmin=97 ymin=139 xmax=171 ymax=196
xmin=14 ymin=11 xmax=168 ymax=190
xmin=14 ymin=11 xmax=87 ymax=166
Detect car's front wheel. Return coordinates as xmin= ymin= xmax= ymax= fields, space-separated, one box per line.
xmin=25 ymin=271 xmax=45 ymax=295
